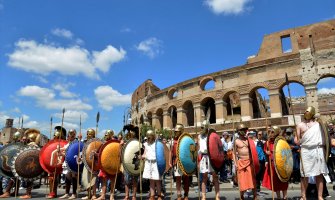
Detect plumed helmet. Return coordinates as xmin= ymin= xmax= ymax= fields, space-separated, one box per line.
xmin=304 ymin=106 xmax=316 ymax=120
xmin=174 ymin=124 xmax=184 ymax=133
xmin=201 ymin=120 xmax=209 ymax=129
xmin=86 ymin=128 xmax=96 ymax=139
xmin=54 ymin=126 xmax=67 ymax=140
xmin=25 ymin=128 xmax=41 ymax=145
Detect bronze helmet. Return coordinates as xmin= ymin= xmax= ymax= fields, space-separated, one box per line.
xmin=237 ymin=123 xmax=248 ymax=136
xmin=54 ymin=126 xmax=67 ymax=140
xmin=25 ymin=128 xmax=41 ymax=145
xmin=86 ymin=128 xmax=96 ymax=140
xmin=174 ymin=124 xmax=184 ymax=138
xmin=304 ymin=106 xmax=316 ymax=120
xmin=13 ymin=130 xmax=22 ymax=141
xmin=104 ymin=129 xmax=114 ymax=141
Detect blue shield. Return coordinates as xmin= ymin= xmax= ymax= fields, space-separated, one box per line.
xmin=65 ymin=140 xmax=84 ymax=173
xmin=177 ymin=133 xmax=197 ymax=176
xmin=155 ymin=140 xmax=166 ymax=176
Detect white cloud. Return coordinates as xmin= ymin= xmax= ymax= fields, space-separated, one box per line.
xmin=94 ymin=85 xmax=131 ymax=111
xmin=34 ymin=75 xmax=49 ymax=84
xmin=136 ymin=37 xmax=163 ymax=59
xmin=17 ymin=85 xmax=92 ymax=110
xmin=93 ymin=45 xmax=126 ymax=73
xmin=317 ymin=88 xmax=335 ymax=95
xmin=8 ymin=39 xmax=126 ymax=79
xmin=52 ymin=83 xmax=77 ymax=98
xmin=204 ymin=0 xmax=252 ymax=15
xmin=51 ymin=28 xmax=73 ymax=39
xmin=54 ymin=110 xmax=88 ymax=123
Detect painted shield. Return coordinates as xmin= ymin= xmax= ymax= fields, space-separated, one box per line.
xmin=11 ymin=146 xmax=43 ymax=181
xmin=82 ymin=138 xmax=104 ymax=174
xmin=176 ymin=133 xmax=197 ymax=176
xmin=248 ymin=138 xmax=260 ymax=174
xmin=207 ymin=131 xmax=225 ymax=172
xmin=156 ymin=140 xmax=166 ymax=176
xmin=99 ymin=140 xmax=121 ymax=176
xmin=0 ymin=143 xmax=25 ymax=178
xmin=274 ymin=136 xmax=293 ymax=182
xmin=65 ymin=140 xmax=84 ymax=173
xmin=121 ymin=139 xmax=144 ymax=176
xmin=39 ymin=139 xmax=68 ymax=174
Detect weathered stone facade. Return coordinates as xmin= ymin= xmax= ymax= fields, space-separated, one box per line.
xmin=131 ymin=20 xmax=335 ymax=133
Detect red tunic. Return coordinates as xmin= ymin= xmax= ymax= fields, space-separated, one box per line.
xmin=262 ymin=140 xmax=288 ymax=192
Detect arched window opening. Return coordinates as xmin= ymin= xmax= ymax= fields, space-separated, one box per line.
xmin=317 ymin=76 xmax=335 ymax=117
xmin=281 ymin=82 xmax=306 ymax=115
xmin=201 ymin=98 xmax=216 ymax=124
xmin=183 ymin=101 xmax=194 ymax=127
xmin=251 ymin=88 xmax=270 ymax=119
xmin=203 ymin=80 xmax=215 ymax=91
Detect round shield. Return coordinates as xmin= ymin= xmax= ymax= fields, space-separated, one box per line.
xmin=121 ymin=139 xmax=144 ymax=176
xmin=0 ymin=143 xmax=25 ymax=177
xmin=99 ymin=140 xmax=121 ymax=176
xmin=248 ymin=138 xmax=260 ymax=174
xmin=11 ymin=146 xmax=43 ymax=181
xmin=156 ymin=140 xmax=166 ymax=176
xmin=207 ymin=131 xmax=225 ymax=172
xmin=176 ymin=133 xmax=197 ymax=176
xmin=82 ymin=138 xmax=104 ymax=174
xmin=39 ymin=139 xmax=68 ymax=174
xmin=274 ymin=136 xmax=293 ymax=182
xmin=65 ymin=140 xmax=84 ymax=173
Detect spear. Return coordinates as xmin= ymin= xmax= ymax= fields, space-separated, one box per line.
xmin=89 ymin=112 xmax=100 ymax=198
xmin=77 ymin=115 xmax=82 ymax=194
xmin=49 ymin=116 xmax=53 ymax=140
xmin=194 ymin=109 xmax=200 ymax=200
xmin=138 ymin=123 xmax=143 ymax=200
xmin=231 ymin=96 xmax=240 ymax=191
xmin=169 ymin=109 xmax=174 ymax=200
xmin=21 ymin=117 xmax=24 ymax=129
xmin=285 ymin=73 xmax=305 ymax=177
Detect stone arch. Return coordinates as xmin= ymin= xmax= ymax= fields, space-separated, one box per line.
xmin=316 ymin=74 xmax=335 ymax=116
xmin=316 ymin=73 xmax=335 ymax=84
xmin=200 ymin=76 xmax=215 ymax=90
xmin=249 ymin=86 xmax=270 ymax=119
xmin=200 ymin=97 xmax=216 ymax=124
xmin=168 ymin=105 xmax=177 ymax=128
xmin=223 ymin=91 xmax=241 ymax=118
xmin=182 ymin=100 xmax=194 ymax=127
xmin=155 ymin=108 xmax=163 ymax=129
xmin=147 ymin=111 xmax=153 ymax=126
xmin=279 ymin=81 xmax=306 ymax=115
xmin=167 ymin=87 xmax=178 ymax=99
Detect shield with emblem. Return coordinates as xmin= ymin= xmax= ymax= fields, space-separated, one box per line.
xmin=39 ymin=139 xmax=68 ymax=174
xmin=156 ymin=140 xmax=166 ymax=176
xmin=274 ymin=136 xmax=293 ymax=182
xmin=99 ymin=139 xmax=121 ymax=176
xmin=0 ymin=143 xmax=25 ymax=178
xmin=11 ymin=146 xmax=44 ymax=181
xmin=207 ymin=131 xmax=225 ymax=172
xmin=82 ymin=138 xmax=104 ymax=175
xmin=65 ymin=140 xmax=84 ymax=173
xmin=121 ymin=139 xmax=144 ymax=176
xmin=176 ymin=133 xmax=197 ymax=176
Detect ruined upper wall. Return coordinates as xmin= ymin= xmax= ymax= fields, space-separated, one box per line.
xmin=248 ymin=19 xmax=335 ymax=63
xmin=131 ymin=79 xmax=160 ymax=105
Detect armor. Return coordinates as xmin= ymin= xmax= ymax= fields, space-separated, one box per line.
xmin=269 ymin=126 xmax=281 ymax=140
xmin=146 ymin=129 xmax=155 ymax=144
xmin=304 ymin=106 xmax=316 ymax=120
xmin=54 ymin=126 xmax=67 ymax=140
xmin=237 ymin=123 xmax=248 ymax=136
xmin=86 ymin=128 xmax=95 ymax=140
xmin=104 ymin=129 xmax=114 ymax=141
xmin=13 ymin=131 xmax=22 ymax=141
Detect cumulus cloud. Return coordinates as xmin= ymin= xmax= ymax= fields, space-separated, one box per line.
xmin=17 ymin=85 xmax=92 ymax=110
xmin=204 ymin=0 xmax=252 ymax=15
xmin=317 ymin=88 xmax=335 ymax=95
xmin=135 ymin=37 xmax=163 ymax=59
xmin=94 ymin=85 xmax=131 ymax=111
xmin=51 ymin=28 xmax=73 ymax=39
xmin=8 ymin=39 xmax=126 ymax=79
xmin=52 ymin=82 xmax=77 ymax=98
xmin=54 ymin=110 xmax=88 ymax=123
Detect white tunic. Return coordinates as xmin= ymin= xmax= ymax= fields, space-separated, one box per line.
xmin=142 ymin=142 xmax=161 ymax=180
xmin=198 ymin=134 xmax=213 ymax=173
xmin=300 ymin=122 xmax=329 ymax=177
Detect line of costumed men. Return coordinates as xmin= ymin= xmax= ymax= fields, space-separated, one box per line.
xmin=0 ymin=106 xmax=331 ymax=200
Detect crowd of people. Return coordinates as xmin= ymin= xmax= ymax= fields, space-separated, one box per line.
xmin=0 ymin=106 xmax=334 ymax=200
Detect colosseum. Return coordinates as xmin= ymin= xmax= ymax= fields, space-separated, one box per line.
xmin=131 ymin=19 xmax=335 ymax=134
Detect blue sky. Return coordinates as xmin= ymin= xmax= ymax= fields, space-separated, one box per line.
xmin=0 ymin=0 xmax=334 ymax=138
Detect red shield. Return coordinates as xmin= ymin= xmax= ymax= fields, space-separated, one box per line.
xmin=248 ymin=138 xmax=260 ymax=174
xmin=207 ymin=131 xmax=225 ymax=172
xmin=39 ymin=139 xmax=68 ymax=174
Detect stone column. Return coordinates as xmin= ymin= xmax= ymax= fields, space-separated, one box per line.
xmin=194 ymin=103 xmax=204 ymax=127
xmin=240 ymin=94 xmax=253 ymax=121
xmin=177 ymin=108 xmax=186 ymax=125
xmin=163 ymin=111 xmax=171 ymax=129
xmin=215 ymin=99 xmax=227 ymax=124
xmin=305 ymin=83 xmax=319 ymax=112
xmin=269 ymin=89 xmax=283 ymax=118
xmin=151 ymin=114 xmax=159 ymax=129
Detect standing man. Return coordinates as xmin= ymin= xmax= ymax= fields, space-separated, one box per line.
xmin=59 ymin=129 xmax=78 ymax=199
xmin=220 ymin=132 xmax=230 ymax=183
xmin=295 ymin=106 xmax=329 ymax=200
xmin=198 ymin=120 xmax=220 ymax=200
xmin=255 ymin=130 xmax=266 ymax=192
xmin=170 ymin=124 xmax=190 ymax=200
xmin=233 ymin=124 xmax=257 ymax=200
xmin=286 ymin=127 xmax=300 ymax=184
